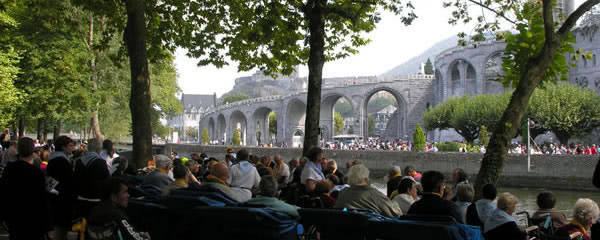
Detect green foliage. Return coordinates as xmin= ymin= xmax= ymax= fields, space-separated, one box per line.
xmin=223 ymin=94 xmax=250 ymax=104
xmin=435 ymin=142 xmax=461 ymax=152
xmin=424 ymin=58 xmax=434 ymax=75
xmin=368 ymin=97 xmax=396 ymax=111
xmin=269 ymin=111 xmax=277 ymax=136
xmin=201 ymin=128 xmax=210 ymax=144
xmin=334 ymin=100 xmax=352 ymax=117
xmin=334 ymin=112 xmax=345 ymax=135
xmin=413 ymin=124 xmax=426 ymax=152
xmin=185 ymin=127 xmax=198 ymax=139
xmin=368 ymin=115 xmax=375 ymax=136
xmin=232 ymin=128 xmax=241 ymax=146
xmin=423 ymin=93 xmax=510 ymax=143
xmin=479 ymin=126 xmax=489 ymax=147
xmin=529 ymin=84 xmax=600 ymax=144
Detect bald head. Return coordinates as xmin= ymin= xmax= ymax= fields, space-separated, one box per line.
xmin=274 ymin=154 xmax=282 ymax=164
xmin=210 ymin=162 xmax=230 ymax=182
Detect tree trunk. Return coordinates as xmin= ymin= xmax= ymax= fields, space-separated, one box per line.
xmin=474 ymin=44 xmax=558 ymax=200
xmin=125 ymin=0 xmax=153 ymax=169
xmin=53 ymin=119 xmax=62 ymax=140
xmin=37 ymin=118 xmax=44 ymax=141
xmin=91 ymin=106 xmax=104 ymax=143
xmin=86 ymin=14 xmax=105 ymax=144
xmin=18 ymin=117 xmax=25 ymax=138
xmin=302 ymin=0 xmax=326 ymax=157
xmin=43 ymin=125 xmax=48 ymax=142
xmin=11 ymin=121 xmax=16 ymax=138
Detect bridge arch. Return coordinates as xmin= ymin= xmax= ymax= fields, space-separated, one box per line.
xmin=320 ymin=93 xmax=353 ymax=142
xmin=252 ymin=107 xmax=277 ymax=146
xmin=217 ymin=114 xmax=226 ymax=143
xmin=229 ymin=110 xmax=248 ymax=146
xmin=207 ymin=117 xmax=215 ymax=141
xmin=447 ymin=59 xmax=477 ymax=96
xmin=362 ymin=87 xmax=407 ymax=140
xmin=286 ymin=98 xmax=306 ymax=147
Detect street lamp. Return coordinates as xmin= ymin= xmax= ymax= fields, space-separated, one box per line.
xmin=527 ymin=118 xmax=535 ymax=173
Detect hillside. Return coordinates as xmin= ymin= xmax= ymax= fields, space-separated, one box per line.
xmin=381 ymin=35 xmax=458 ymax=77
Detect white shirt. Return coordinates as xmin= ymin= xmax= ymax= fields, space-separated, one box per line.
xmin=228 ymin=161 xmax=261 ymax=202
xmin=300 ymin=161 xmax=325 ymax=183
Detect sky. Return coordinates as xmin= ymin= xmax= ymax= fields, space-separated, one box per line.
xmin=174 ymin=0 xmax=586 ymax=97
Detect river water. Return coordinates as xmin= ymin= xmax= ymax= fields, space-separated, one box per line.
xmin=370 ymin=181 xmax=600 ymax=223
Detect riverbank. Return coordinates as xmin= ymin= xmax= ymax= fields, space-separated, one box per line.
xmin=163 ymin=144 xmax=600 ymax=191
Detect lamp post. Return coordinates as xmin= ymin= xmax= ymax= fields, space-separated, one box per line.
xmin=527 ymin=118 xmax=535 ymax=172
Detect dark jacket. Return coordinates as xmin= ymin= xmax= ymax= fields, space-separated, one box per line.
xmin=74 ymin=152 xmax=110 ymax=200
xmin=484 ymin=221 xmax=527 ymax=240
xmin=593 ymin=158 xmax=600 ymax=189
xmin=0 ymin=160 xmax=51 ymax=239
xmin=47 ymin=152 xmax=76 ymax=227
xmin=87 ymin=201 xmax=150 ymax=240
xmin=466 ymin=203 xmax=483 ymax=228
xmin=407 ymin=193 xmax=464 ymax=223
xmin=555 ymin=223 xmax=591 ymax=240
xmin=386 ymin=175 xmax=403 ymax=198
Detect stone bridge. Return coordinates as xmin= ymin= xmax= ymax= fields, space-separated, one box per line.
xmin=199 ymin=75 xmax=435 ymax=146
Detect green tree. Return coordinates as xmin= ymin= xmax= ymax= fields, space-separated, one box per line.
xmin=225 ymin=0 xmax=416 ymax=157
xmin=368 ymin=115 xmax=376 ymax=136
xmin=0 ymin=4 xmax=23 ymax=128
xmin=445 ymin=0 xmax=600 ymax=199
xmin=413 ymin=124 xmax=426 ymax=152
xmin=479 ymin=126 xmax=489 ymax=147
xmin=529 ymin=84 xmax=600 ymax=145
xmin=223 ymin=94 xmax=250 ymax=104
xmin=269 ymin=111 xmax=277 ymax=136
xmin=334 ymin=112 xmax=344 ymax=135
xmin=232 ymin=128 xmax=241 ymax=146
xmin=334 ymin=101 xmax=352 ymax=117
xmin=185 ymin=126 xmax=198 ymax=140
xmin=424 ymin=58 xmax=434 ymax=74
xmin=201 ymin=128 xmax=210 ymax=145
xmin=368 ymin=97 xmax=395 ymax=110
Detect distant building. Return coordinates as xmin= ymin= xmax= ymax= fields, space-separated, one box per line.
xmin=168 ymin=93 xmax=217 ymax=141
xmin=368 ymin=105 xmax=397 ymax=136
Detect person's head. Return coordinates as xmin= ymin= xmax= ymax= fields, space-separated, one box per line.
xmin=348 ymin=164 xmax=370 ymax=185
xmin=206 ymin=159 xmax=219 ymax=171
xmin=397 ymin=178 xmax=417 ymax=197
xmin=315 ymin=180 xmax=334 ymax=195
xmin=573 ymin=198 xmax=600 ymax=229
xmin=452 ymin=168 xmax=467 ymax=184
xmin=101 ymin=178 xmax=129 ymax=208
xmin=307 ymin=146 xmax=323 ymax=163
xmin=225 ymin=154 xmax=233 ymax=163
xmin=259 ymin=175 xmax=279 ymax=197
xmin=54 ymin=135 xmax=75 ymax=153
xmin=260 ymin=155 xmax=272 ymax=166
xmin=102 ymin=139 xmax=114 ymax=152
xmin=173 ymin=158 xmax=183 ymax=166
xmin=154 ymin=154 xmax=173 ymax=171
xmin=482 ymin=183 xmax=497 ymax=201
xmin=420 ymin=171 xmax=445 ymax=194
xmin=327 ymin=159 xmax=337 ymax=171
xmin=537 ymin=191 xmax=557 ymax=210
xmin=42 ymin=150 xmax=51 ymax=161
xmin=289 ymin=158 xmax=299 ymax=168
xmin=299 ymin=157 xmax=308 ymax=166
xmin=200 ymin=153 xmax=208 ymax=160
xmin=274 ymin=154 xmax=282 ymax=164
xmin=346 ymin=161 xmax=352 ymax=170
xmin=388 ymin=166 xmax=402 ymax=179
xmin=404 ymin=166 xmax=417 ymax=177
xmin=112 ymin=157 xmax=129 ymax=176
xmin=226 ymin=148 xmax=234 ymax=155
xmin=456 ymin=183 xmax=474 ymax=202
xmin=237 ymin=148 xmax=249 ymax=161
xmin=351 ymin=159 xmax=362 ymax=166
xmin=497 ymin=192 xmax=519 ymax=215
xmin=87 ymin=138 xmax=101 ymax=153
xmin=172 ymin=165 xmax=189 ymax=183
xmin=210 ymin=162 xmax=230 ymax=182
xmin=3 ymin=128 xmax=8 ymax=134
xmin=186 ymin=160 xmax=200 ymax=174
xmin=17 ymin=137 xmax=35 ymax=160
xmin=33 ymin=147 xmax=42 ymax=157
xmin=321 ymin=157 xmax=328 ymax=170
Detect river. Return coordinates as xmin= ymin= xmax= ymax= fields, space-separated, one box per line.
xmin=370 ymin=180 xmax=600 ymax=223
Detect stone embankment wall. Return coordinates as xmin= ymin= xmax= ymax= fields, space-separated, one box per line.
xmin=163 ymin=144 xmax=599 ymax=191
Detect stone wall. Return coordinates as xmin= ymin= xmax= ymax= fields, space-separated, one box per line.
xmin=163 ymin=144 xmax=599 ymax=191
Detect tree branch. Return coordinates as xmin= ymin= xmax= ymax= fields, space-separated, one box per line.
xmin=542 ymin=0 xmax=554 ymax=42
xmin=557 ymin=0 xmax=600 ymax=39
xmin=467 ymin=0 xmax=516 ymax=25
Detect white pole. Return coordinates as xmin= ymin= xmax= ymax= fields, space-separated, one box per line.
xmin=527 ymin=118 xmax=531 ymax=173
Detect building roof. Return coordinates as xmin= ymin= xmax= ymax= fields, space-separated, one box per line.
xmin=181 ymin=94 xmax=215 ymax=111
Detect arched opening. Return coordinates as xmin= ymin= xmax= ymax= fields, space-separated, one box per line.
xmin=208 ymin=117 xmax=215 ymax=142
xmin=484 ymin=53 xmax=505 ymax=94
xmin=363 ymin=89 xmax=405 ymax=142
xmin=593 ymin=54 xmax=597 ymax=66
xmin=466 ymin=64 xmax=477 ymax=95
xmin=217 ymin=114 xmax=226 ymax=144
xmin=286 ymin=99 xmax=306 ymax=147
xmin=252 ymin=107 xmax=277 ymax=146
xmin=450 ymin=63 xmax=461 ymax=96
xmin=230 ymin=111 xmax=248 ymax=146
xmin=434 ymin=69 xmax=443 ymax=102
xmin=320 ymin=94 xmax=353 ymax=143
xmin=292 ymin=130 xmax=304 ymax=148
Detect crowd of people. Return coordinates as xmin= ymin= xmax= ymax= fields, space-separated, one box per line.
xmin=1 ymin=131 xmax=600 ymax=240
